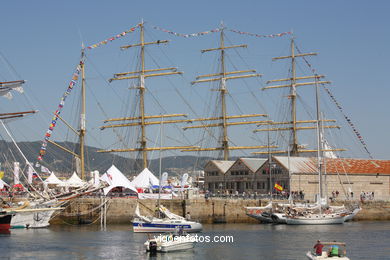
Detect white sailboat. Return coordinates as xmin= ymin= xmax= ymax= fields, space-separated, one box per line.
xmin=0 ymin=77 xmax=66 ymax=229
xmin=132 ymin=204 xmax=202 ymax=233
xmin=284 ymin=57 xmax=346 ymax=225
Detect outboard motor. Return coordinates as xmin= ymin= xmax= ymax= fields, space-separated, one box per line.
xmin=149 ymin=241 xmax=158 ymax=254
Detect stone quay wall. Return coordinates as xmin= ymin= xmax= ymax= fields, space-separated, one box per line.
xmin=50 ymin=197 xmax=390 ymax=225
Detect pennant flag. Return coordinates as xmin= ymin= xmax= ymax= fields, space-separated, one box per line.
xmin=274 ymin=183 xmax=283 ymax=191
xmin=86 ymin=24 xmax=140 ymax=50
xmin=295 ymin=44 xmax=373 ymax=159
xmin=153 ymin=25 xmax=221 ymax=38
xmin=41 ymin=166 xmax=50 ymax=173
xmin=38 ymin=59 xmax=83 ymax=161
xmin=229 ymin=29 xmax=292 ymax=38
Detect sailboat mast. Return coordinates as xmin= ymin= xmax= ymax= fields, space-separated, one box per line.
xmin=290 ymin=38 xmax=299 ymax=156
xmin=220 ymin=28 xmax=229 ymax=160
xmin=79 ymin=49 xmax=86 ymax=181
xmin=315 ymin=75 xmax=324 ymax=201
xmin=100 ymin=22 xmax=192 ymax=171
xmin=187 ymin=25 xmax=270 ymax=157
xmin=139 ymin=22 xmax=148 ymax=169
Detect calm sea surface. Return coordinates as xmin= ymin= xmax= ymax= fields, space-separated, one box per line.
xmin=1 ymin=221 xmax=389 ymax=260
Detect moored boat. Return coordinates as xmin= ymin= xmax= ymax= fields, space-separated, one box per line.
xmin=144 ymin=233 xmax=195 ymax=252
xmin=133 ymin=204 xmax=202 ymax=233
xmin=306 ymin=241 xmax=350 ymax=259
xmin=0 ymin=211 xmax=13 ymax=231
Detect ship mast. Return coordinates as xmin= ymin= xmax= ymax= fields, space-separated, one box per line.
xmin=45 ymin=50 xmax=87 ymax=180
xmin=99 ymin=21 xmax=196 ymax=170
xmin=183 ymin=24 xmax=276 ymax=160
xmin=79 ymin=49 xmax=86 ymax=180
xmin=253 ymin=37 xmax=344 ymax=156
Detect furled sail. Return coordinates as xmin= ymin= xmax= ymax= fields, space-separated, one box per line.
xmin=0 ymin=80 xmax=25 ymax=99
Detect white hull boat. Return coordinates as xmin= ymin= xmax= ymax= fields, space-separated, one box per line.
xmin=343 ymin=207 xmax=361 ymax=222
xmin=133 ymin=204 xmax=202 ymax=233
xmin=306 ymin=251 xmax=350 ymax=260
xmin=144 ymin=234 xmax=195 ymax=252
xmin=270 ymin=212 xmax=287 ymax=224
xmin=286 ymin=213 xmax=345 ymax=225
xmin=306 ymin=241 xmax=350 ymax=260
xmin=10 ymin=208 xmax=57 ymax=228
xmin=133 ymin=218 xmax=203 ymax=233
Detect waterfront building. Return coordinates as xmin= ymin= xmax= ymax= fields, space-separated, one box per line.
xmin=204 ymin=156 xmax=390 ymax=201
xmin=204 ymin=160 xmax=234 ymax=193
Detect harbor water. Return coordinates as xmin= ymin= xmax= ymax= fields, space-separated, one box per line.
xmin=1 ymin=221 xmax=389 ymax=260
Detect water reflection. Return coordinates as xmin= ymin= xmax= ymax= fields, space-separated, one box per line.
xmin=0 ymin=222 xmax=388 ymax=259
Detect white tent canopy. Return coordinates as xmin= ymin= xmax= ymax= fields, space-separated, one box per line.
xmin=130 ymin=168 xmax=159 ymax=189
xmin=44 ymin=172 xmax=64 ymax=185
xmin=0 ymin=179 xmax=9 ymax=189
xmin=101 ymin=165 xmax=137 ymax=195
xmin=62 ymin=172 xmax=85 ymax=187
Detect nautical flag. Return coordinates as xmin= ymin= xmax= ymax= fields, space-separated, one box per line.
xmin=0 ymin=171 xmax=4 ymax=179
xmin=27 ymin=165 xmax=34 ymax=184
xmin=41 ymin=166 xmax=50 ymax=173
xmin=14 ymin=162 xmax=20 ymax=185
xmin=274 ymin=183 xmax=283 ymax=191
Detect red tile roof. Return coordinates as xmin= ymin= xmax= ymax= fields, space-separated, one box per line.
xmin=274 ymin=156 xmax=390 ymax=175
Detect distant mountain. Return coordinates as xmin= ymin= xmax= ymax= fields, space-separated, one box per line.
xmin=0 ymin=141 xmax=213 ymax=179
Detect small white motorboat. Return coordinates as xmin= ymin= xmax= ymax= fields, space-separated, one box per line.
xmin=144 ymin=233 xmax=195 ymax=253
xmin=306 ymin=241 xmax=350 ymax=260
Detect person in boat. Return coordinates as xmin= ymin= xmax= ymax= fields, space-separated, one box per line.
xmin=313 ymin=240 xmax=324 ymax=256
xmin=186 ymin=211 xmax=191 ymax=220
xmin=328 ymin=241 xmax=340 ymax=257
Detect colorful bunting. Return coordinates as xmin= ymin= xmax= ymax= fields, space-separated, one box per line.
xmin=86 ymin=24 xmax=140 ymax=50
xmin=152 ymin=26 xmax=221 ymax=38
xmin=37 ymin=59 xmax=83 ymax=161
xmin=152 ymin=25 xmax=291 ymax=39
xmin=228 ymin=29 xmax=292 ymax=38
xmin=295 ymin=46 xmax=373 ymax=159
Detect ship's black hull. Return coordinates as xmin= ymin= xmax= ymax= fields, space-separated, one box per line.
xmin=0 ymin=213 xmax=12 ymax=230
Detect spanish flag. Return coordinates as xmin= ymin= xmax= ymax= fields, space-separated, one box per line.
xmin=274 ymin=183 xmax=283 ymax=191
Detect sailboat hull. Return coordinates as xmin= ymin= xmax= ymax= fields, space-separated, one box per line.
xmin=0 ymin=214 xmax=12 ymax=231
xmin=286 ymin=214 xmax=345 ymax=225
xmin=133 ymin=220 xmax=202 ymax=233
xmin=11 ymin=209 xmax=56 ymax=228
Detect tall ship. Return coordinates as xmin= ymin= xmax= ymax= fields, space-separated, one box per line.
xmin=181 ymin=24 xmax=276 ymax=160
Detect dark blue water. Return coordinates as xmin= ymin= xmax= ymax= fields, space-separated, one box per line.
xmin=1 ymin=222 xmax=389 ymax=259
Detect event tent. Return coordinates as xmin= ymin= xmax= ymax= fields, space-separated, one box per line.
xmin=63 ymin=172 xmax=85 ymax=187
xmin=101 ymin=165 xmax=137 ymax=195
xmin=44 ymin=172 xmax=64 ymax=185
xmin=130 ymin=168 xmax=159 ymax=189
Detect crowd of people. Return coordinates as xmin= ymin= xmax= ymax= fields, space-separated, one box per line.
xmin=360 ymin=191 xmax=375 ymax=202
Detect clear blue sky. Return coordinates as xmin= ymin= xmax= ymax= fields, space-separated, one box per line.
xmin=1 ymin=0 xmax=389 ymax=160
